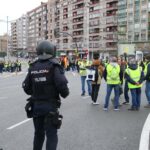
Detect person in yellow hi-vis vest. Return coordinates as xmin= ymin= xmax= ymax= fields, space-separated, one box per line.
xmin=103 ymin=57 xmax=123 ymax=111
xmin=143 ymin=55 xmax=150 ymax=108
xmin=124 ymin=58 xmax=144 ymax=111
xmin=79 ymin=57 xmax=92 ymax=96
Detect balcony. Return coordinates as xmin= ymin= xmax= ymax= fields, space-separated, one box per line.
xmin=106 ymin=0 xmax=118 ymax=3
xmin=73 ymin=31 xmax=84 ymax=37
xmin=73 ymin=18 xmax=84 ymax=24
xmin=106 ymin=5 xmax=118 ymax=11
xmin=106 ymin=47 xmax=117 ymax=51
xmin=106 ymin=23 xmax=118 ymax=28
xmin=73 ymin=13 xmax=84 ymax=19
xmin=72 ymin=0 xmax=84 ymax=4
xmin=73 ymin=3 xmax=84 ymax=10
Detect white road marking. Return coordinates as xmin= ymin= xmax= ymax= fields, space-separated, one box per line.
xmin=139 ymin=113 xmax=150 ymax=150
xmin=7 ymin=119 xmax=31 ymax=130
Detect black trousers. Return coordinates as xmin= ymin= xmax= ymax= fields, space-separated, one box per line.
xmin=124 ymin=80 xmax=129 ymax=102
xmin=91 ymin=84 xmax=100 ymax=103
xmin=33 ymin=115 xmax=58 ymax=150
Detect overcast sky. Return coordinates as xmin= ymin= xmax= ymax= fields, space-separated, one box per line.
xmin=0 ymin=0 xmax=47 ymax=35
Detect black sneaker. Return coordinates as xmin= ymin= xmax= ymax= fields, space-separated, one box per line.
xmin=136 ymin=107 xmax=140 ymax=111
xmin=128 ymin=107 xmax=136 ymax=111
xmin=81 ymin=93 xmax=85 ymax=96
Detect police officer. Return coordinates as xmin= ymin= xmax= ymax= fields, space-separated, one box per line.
xmin=22 ymin=40 xmax=69 ymax=150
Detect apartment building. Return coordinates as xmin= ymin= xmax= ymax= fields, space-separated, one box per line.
xmin=118 ymin=0 xmax=150 ymax=50
xmin=106 ymin=0 xmax=118 ymax=54
xmin=117 ymin=0 xmax=127 ymax=42
xmin=0 ymin=34 xmax=7 ymax=52
xmin=148 ymin=0 xmax=150 ymax=42
xmin=48 ymin=0 xmax=119 ymax=57
xmin=89 ymin=0 xmax=107 ymax=56
xmin=11 ymin=15 xmax=28 ymax=55
xmin=27 ymin=2 xmax=48 ymax=54
xmin=48 ymin=0 xmax=75 ymax=56
xmin=16 ymin=15 xmax=28 ymax=51
xmin=11 ymin=21 xmax=17 ymax=52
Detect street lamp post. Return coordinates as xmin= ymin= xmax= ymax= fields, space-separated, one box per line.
xmin=6 ymin=16 xmax=9 ymax=60
xmin=84 ymin=1 xmax=90 ymax=60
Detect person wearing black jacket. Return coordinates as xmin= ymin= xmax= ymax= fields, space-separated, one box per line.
xmin=22 ymin=40 xmax=69 ymax=150
xmin=144 ymin=55 xmax=150 ymax=108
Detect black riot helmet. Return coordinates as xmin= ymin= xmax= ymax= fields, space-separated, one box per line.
xmin=36 ymin=40 xmax=56 ymax=57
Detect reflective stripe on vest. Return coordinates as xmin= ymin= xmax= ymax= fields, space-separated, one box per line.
xmin=106 ymin=64 xmax=120 ymax=85
xmin=126 ymin=67 xmax=142 ymax=89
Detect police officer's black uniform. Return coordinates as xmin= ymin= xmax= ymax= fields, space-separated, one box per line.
xmin=22 ymin=40 xmax=69 ymax=150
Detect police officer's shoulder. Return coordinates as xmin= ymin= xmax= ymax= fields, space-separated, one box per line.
xmin=49 ymin=58 xmax=65 ymax=74
xmin=29 ymin=59 xmax=38 ymax=67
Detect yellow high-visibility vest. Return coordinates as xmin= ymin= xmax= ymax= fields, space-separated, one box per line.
xmin=106 ymin=64 xmax=120 ymax=85
xmin=126 ymin=67 xmax=142 ymax=89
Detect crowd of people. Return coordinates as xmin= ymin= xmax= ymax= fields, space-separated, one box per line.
xmin=0 ymin=59 xmax=22 ymax=73
xmin=66 ymin=53 xmax=150 ymax=111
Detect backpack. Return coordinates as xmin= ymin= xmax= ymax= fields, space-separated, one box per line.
xmin=109 ymin=66 xmax=119 ymax=80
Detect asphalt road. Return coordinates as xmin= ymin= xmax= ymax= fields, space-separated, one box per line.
xmin=0 ymin=70 xmax=149 ymax=150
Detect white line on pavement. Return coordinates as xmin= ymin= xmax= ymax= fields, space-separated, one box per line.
xmin=7 ymin=119 xmax=31 ymax=130
xmin=139 ymin=113 xmax=150 ymax=150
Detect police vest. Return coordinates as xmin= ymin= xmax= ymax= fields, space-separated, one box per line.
xmin=106 ymin=64 xmax=120 ymax=85
xmin=29 ymin=60 xmax=60 ymax=102
xmin=126 ymin=67 xmax=142 ymax=89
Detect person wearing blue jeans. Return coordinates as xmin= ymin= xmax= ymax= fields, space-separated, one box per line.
xmin=79 ymin=58 xmax=92 ymax=96
xmin=104 ymin=84 xmax=120 ymax=109
xmin=103 ymin=57 xmax=123 ymax=111
xmin=81 ymin=76 xmax=92 ymax=96
xmin=130 ymin=88 xmax=141 ymax=110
